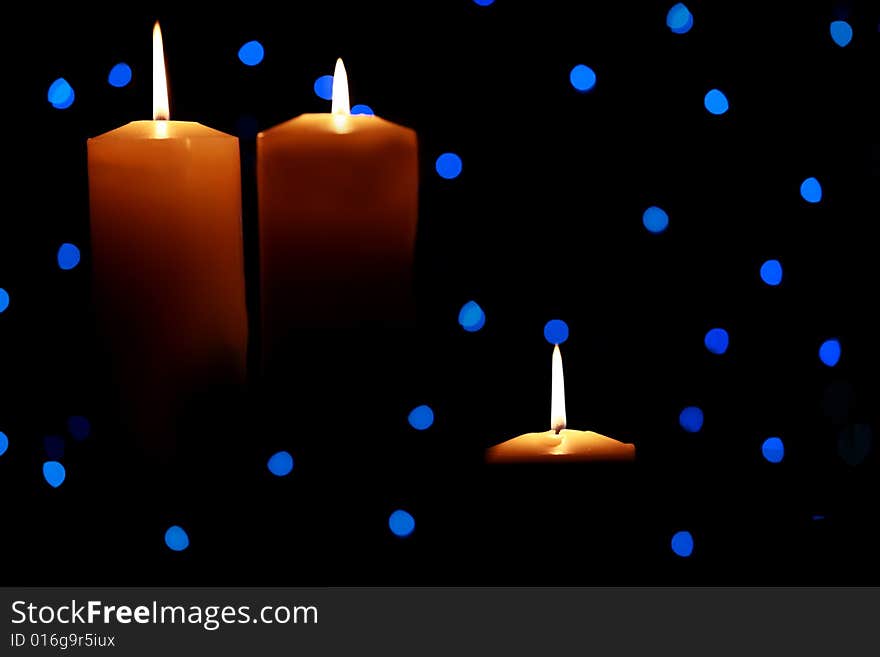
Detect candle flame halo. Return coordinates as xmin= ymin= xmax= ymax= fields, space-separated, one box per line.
xmin=550 ymin=344 xmax=566 ymax=433
xmin=153 ymin=21 xmax=170 ymax=121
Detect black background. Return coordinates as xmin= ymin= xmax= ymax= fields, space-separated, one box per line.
xmin=1 ymin=1 xmax=878 ymax=584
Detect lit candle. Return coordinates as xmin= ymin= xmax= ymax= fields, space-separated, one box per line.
xmin=87 ymin=23 xmax=248 ymax=453
xmin=257 ymin=58 xmax=418 ymax=353
xmin=486 ymin=345 xmax=636 ymax=463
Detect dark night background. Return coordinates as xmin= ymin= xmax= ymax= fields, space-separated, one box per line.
xmin=1 ymin=1 xmax=878 ymax=585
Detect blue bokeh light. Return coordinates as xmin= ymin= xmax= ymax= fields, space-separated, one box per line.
xmin=642 ymin=206 xmax=669 ymax=233
xmin=314 ymin=74 xmax=333 ymax=100
xmin=0 ymin=431 xmax=8 ymax=457
xmin=569 ymin=64 xmax=597 ymax=92
xmin=435 ymin=152 xmax=463 ymax=179
xmin=44 ymin=436 xmax=65 ymax=460
xmin=238 ymin=40 xmax=265 ymax=66
xmin=164 ymin=525 xmax=190 ymax=551
xmin=48 ymin=78 xmax=75 ymax=109
xmin=108 ymin=63 xmax=132 ymax=88
xmin=458 ymin=300 xmax=486 ymax=332
xmin=43 ymin=461 xmax=66 ymax=488
xmin=704 ymin=89 xmax=729 ymax=115
xmin=671 ymin=530 xmax=694 ymax=557
xmin=389 ymin=509 xmax=415 ymax=537
xmin=762 ymin=437 xmax=784 ymax=463
xmin=800 ymin=177 xmax=822 ymax=203
xmin=543 ymin=319 xmax=569 ymax=345
xmin=0 ymin=288 xmax=8 ymax=313
xmin=666 ymin=3 xmax=694 ymax=34
xmin=704 ymin=328 xmax=729 ymax=355
xmin=830 ymin=21 xmax=853 ymax=47
xmin=819 ymin=339 xmax=841 ymax=367
xmin=57 ymin=243 xmax=80 ymax=270
xmin=473 ymin=0 xmax=495 ymax=5
xmin=679 ymin=406 xmax=704 ymax=433
xmin=267 ymin=450 xmax=294 ymax=477
xmin=760 ymin=259 xmax=783 ymax=286
xmin=408 ymin=405 xmax=434 ymax=430
xmin=67 ymin=416 xmax=91 ymax=441
xmin=351 ymin=104 xmax=374 ymax=115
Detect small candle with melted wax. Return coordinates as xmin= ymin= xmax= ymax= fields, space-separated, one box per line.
xmin=485 ymin=345 xmax=636 ymax=463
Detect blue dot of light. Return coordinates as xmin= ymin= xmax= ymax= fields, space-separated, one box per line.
xmin=408 ymin=405 xmax=434 ymax=430
xmin=53 ymin=92 xmax=75 ymax=110
xmin=164 ymin=525 xmax=190 ymax=552
xmin=43 ymin=461 xmax=66 ymax=488
xmin=435 ymin=152 xmax=463 ymax=179
xmin=760 ymin=259 xmax=783 ymax=286
xmin=569 ymin=64 xmax=597 ymax=92
xmin=830 ymin=21 xmax=853 ymax=47
xmin=704 ymin=89 xmax=729 ymax=115
xmin=67 ymin=416 xmax=91 ymax=440
xmin=47 ymin=78 xmax=75 ymax=109
xmin=0 ymin=288 xmax=8 ymax=313
xmin=819 ymin=339 xmax=841 ymax=367
xmin=473 ymin=0 xmax=495 ymax=5
xmin=666 ymin=3 xmax=694 ymax=34
xmin=314 ymin=74 xmax=333 ymax=100
xmin=800 ymin=177 xmax=822 ymax=203
xmin=107 ymin=63 xmax=132 ymax=88
xmin=762 ymin=437 xmax=785 ymax=463
xmin=238 ymin=40 xmax=265 ymax=66
xmin=0 ymin=431 xmax=8 ymax=457
xmin=57 ymin=243 xmax=81 ymax=270
xmin=351 ymin=104 xmax=374 ymax=115
xmin=44 ymin=436 xmax=65 ymax=460
xmin=679 ymin=406 xmax=704 ymax=433
xmin=389 ymin=509 xmax=415 ymax=537
xmin=267 ymin=450 xmax=294 ymax=476
xmin=704 ymin=328 xmax=729 ymax=355
xmin=544 ymin=319 xmax=569 ymax=345
xmin=671 ymin=530 xmax=694 ymax=557
xmin=458 ymin=300 xmax=486 ymax=332
xmin=642 ymin=206 xmax=669 ymax=233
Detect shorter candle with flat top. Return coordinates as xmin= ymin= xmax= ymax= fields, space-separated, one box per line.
xmin=486 ymin=344 xmax=636 ymax=463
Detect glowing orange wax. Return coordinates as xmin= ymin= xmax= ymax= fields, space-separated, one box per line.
xmin=486 ymin=345 xmax=636 ymax=463
xmin=87 ymin=24 xmax=247 ymax=453
xmin=257 ymin=59 xmax=418 ymax=349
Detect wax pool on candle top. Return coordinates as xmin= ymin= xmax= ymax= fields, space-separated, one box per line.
xmin=486 ymin=429 xmax=635 ymax=463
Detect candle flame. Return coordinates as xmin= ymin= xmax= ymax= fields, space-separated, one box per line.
xmin=153 ymin=21 xmax=170 ymax=121
xmin=550 ymin=344 xmax=566 ymax=433
xmin=331 ymin=58 xmax=350 ymax=115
